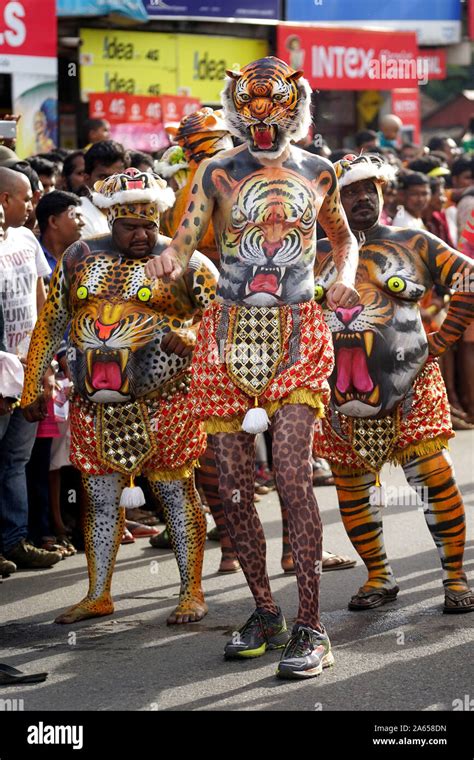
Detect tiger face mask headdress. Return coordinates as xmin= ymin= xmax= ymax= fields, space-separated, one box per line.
xmin=221 ymin=56 xmax=312 ymax=160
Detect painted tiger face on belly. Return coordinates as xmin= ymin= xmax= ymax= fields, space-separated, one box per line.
xmin=315 ymin=243 xmax=429 ymax=416
xmin=214 ymin=167 xmax=331 ymax=305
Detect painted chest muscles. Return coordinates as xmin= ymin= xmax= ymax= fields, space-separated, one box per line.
xmin=200 ymin=147 xmax=334 ymax=306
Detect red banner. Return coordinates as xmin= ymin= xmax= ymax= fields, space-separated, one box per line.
xmin=391 ymin=89 xmax=420 ymax=145
xmin=416 ymin=49 xmax=447 ymax=81
xmin=277 ymin=26 xmax=420 ymax=90
xmin=89 ymin=93 xmax=201 ymax=126
xmin=0 ymin=0 xmax=56 ymax=59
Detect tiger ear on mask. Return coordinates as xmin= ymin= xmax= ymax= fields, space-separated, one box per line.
xmin=211 ymin=168 xmax=238 ymax=197
xmin=225 ymin=69 xmax=243 ymax=80
xmin=286 ymin=70 xmax=304 ymax=82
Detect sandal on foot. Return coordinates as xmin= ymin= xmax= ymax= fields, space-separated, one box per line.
xmin=443 ymin=587 xmax=474 ymax=614
xmin=127 ymin=520 xmax=160 ymax=538
xmin=322 ymin=550 xmax=356 ymax=572
xmin=121 ymin=528 xmax=135 ymax=545
xmin=0 ymin=664 xmax=48 ymax=685
xmin=348 ymin=585 xmax=400 ymax=610
xmin=126 ymin=508 xmax=160 ymax=526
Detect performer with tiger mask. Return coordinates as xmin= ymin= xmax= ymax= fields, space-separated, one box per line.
xmin=146 ymin=56 xmax=359 ymax=680
xmin=21 ymin=168 xmax=219 ymax=626
xmin=314 ymin=153 xmax=474 ymax=614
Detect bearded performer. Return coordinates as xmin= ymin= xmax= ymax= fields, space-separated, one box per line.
xmin=21 ymin=168 xmax=219 ymax=625
xmin=146 ymin=57 xmax=359 ymax=680
xmin=314 ymin=153 xmax=474 ymax=614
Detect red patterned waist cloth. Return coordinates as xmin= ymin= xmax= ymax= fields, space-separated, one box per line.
xmin=70 ymin=372 xmax=206 ymax=481
xmin=313 ymin=360 xmax=453 ymax=472
xmin=190 ymin=299 xmax=334 ymax=433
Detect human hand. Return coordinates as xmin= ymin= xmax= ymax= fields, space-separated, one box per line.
xmin=22 ymin=394 xmax=48 ymax=422
xmin=145 ymin=247 xmax=184 ymax=282
xmin=161 ymin=330 xmax=194 ymax=358
xmin=326 ymin=281 xmax=360 ymax=311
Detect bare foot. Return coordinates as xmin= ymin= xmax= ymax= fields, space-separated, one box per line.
xmin=54 ymin=595 xmax=114 ymax=624
xmin=218 ymin=555 xmax=241 ymax=573
xmin=167 ymin=595 xmax=208 ymax=625
xmin=281 ymin=553 xmax=294 ymax=573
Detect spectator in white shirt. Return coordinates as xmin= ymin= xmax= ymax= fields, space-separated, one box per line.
xmin=392 ymin=171 xmax=431 ymax=231
xmin=80 ymin=141 xmax=125 ymax=239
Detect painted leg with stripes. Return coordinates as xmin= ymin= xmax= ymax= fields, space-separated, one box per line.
xmin=332 ymin=466 xmax=399 ymax=610
xmin=402 ymin=448 xmax=473 ymax=613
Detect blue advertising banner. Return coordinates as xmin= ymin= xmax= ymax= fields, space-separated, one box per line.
xmin=143 ymin=0 xmax=280 ymax=20
xmin=285 ymin=0 xmax=461 ymax=44
xmin=57 ymin=0 xmax=148 ymax=21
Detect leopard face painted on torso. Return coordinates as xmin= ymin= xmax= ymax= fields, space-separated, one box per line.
xmin=22 ymin=235 xmax=218 ymax=406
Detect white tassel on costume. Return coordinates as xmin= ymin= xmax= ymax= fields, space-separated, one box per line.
xmin=241 ymin=398 xmax=270 ymax=434
xmin=120 ymin=475 xmax=146 ymax=509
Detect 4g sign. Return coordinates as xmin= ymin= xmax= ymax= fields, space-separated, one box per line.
xmin=0 ymin=0 xmax=56 ymax=74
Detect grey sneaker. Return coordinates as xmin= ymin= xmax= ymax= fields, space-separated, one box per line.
xmin=276 ymin=624 xmax=334 ymax=679
xmin=4 ymin=539 xmax=62 ymax=569
xmin=224 ymin=607 xmax=290 ymax=659
xmin=0 ymin=555 xmax=17 ymax=577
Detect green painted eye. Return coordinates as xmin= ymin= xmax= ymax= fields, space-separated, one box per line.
xmin=314 ymin=284 xmax=325 ymax=303
xmin=387 ymin=276 xmax=406 ymax=293
xmin=239 ymin=93 xmax=250 ymax=102
xmin=77 ymin=285 xmax=88 ymax=300
xmin=137 ymin=286 xmax=152 ymax=302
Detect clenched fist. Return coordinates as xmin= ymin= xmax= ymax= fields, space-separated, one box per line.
xmin=145 ymin=247 xmax=184 ymax=282
xmin=326 ymin=280 xmax=360 ymax=311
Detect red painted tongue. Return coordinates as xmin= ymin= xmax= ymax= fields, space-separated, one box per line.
xmin=91 ymin=361 xmax=122 ymax=391
xmin=254 ymin=127 xmax=273 ymax=150
xmin=249 ymin=273 xmax=278 ymax=294
xmin=336 ymin=347 xmax=374 ymax=393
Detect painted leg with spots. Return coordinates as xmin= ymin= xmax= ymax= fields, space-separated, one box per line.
xmin=55 ymin=472 xmax=127 ymax=624
xmin=213 ymin=431 xmax=278 ymax=614
xmin=149 ymin=474 xmax=208 ymax=624
xmin=402 ymin=449 xmax=473 ymax=613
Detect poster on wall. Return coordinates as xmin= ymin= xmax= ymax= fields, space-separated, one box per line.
xmin=143 ymin=0 xmax=280 ymax=20
xmin=12 ymin=74 xmax=58 ymax=158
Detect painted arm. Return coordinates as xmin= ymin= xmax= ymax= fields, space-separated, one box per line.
xmin=21 ymin=253 xmax=72 ymax=414
xmin=421 ymin=232 xmax=474 ymax=355
xmin=317 ymin=173 xmax=359 ymax=309
xmin=146 ymin=160 xmax=215 ymax=282
xmin=161 ymin=251 xmax=219 ymax=359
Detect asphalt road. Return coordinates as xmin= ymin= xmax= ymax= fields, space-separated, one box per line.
xmin=1 ymin=431 xmax=473 ymax=713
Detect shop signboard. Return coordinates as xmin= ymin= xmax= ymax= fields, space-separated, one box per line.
xmin=284 ymin=0 xmax=461 ymax=46
xmin=277 ymin=26 xmax=420 ymax=90
xmin=0 ymin=0 xmax=56 ymax=75
xmin=81 ymin=28 xmax=268 ymax=102
xmin=143 ymin=0 xmax=280 ymax=21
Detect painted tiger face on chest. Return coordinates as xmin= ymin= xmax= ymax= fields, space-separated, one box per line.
xmin=315 ymin=240 xmax=430 ymax=417
xmin=214 ymin=167 xmax=331 ymax=305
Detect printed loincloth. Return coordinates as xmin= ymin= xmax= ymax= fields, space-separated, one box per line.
xmin=190 ymin=299 xmax=334 ymax=433
xmin=70 ymin=372 xmax=206 ymax=481
xmin=313 ymin=360 xmax=453 ymax=473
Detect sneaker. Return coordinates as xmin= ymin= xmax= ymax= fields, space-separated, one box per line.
xmin=4 ymin=539 xmax=62 ymax=569
xmin=0 ymin=555 xmax=17 ymax=577
xmin=276 ymin=624 xmax=334 ymax=679
xmin=224 ymin=607 xmax=290 ymax=659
